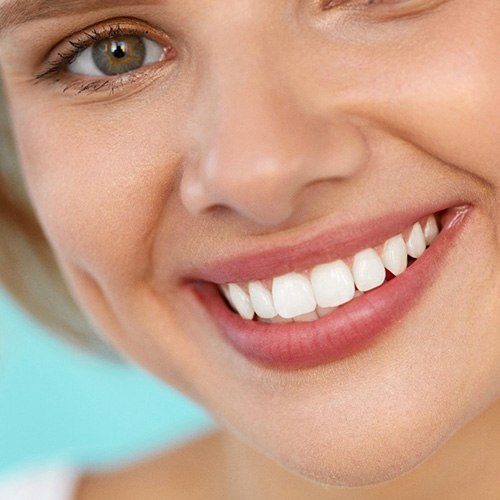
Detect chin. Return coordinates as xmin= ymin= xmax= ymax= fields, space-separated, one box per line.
xmin=279 ymin=435 xmax=443 ymax=487
xmin=231 ymin=384 xmax=499 ymax=489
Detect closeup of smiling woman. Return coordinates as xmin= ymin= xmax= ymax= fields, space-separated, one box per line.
xmin=0 ymin=0 xmax=499 ymax=498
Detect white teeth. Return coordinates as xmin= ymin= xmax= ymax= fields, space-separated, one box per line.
xmin=248 ymin=281 xmax=277 ymax=319
xmin=272 ymin=272 xmax=317 ymax=319
xmin=352 ymin=248 xmax=386 ymax=292
xmin=406 ymin=222 xmax=426 ymax=258
xmin=310 ymin=260 xmax=355 ymax=308
xmin=221 ymin=213 xmax=442 ymax=322
xmin=228 ymin=284 xmax=255 ymax=320
xmin=424 ymin=215 xmax=439 ymax=245
xmin=381 ymin=234 xmax=407 ymax=276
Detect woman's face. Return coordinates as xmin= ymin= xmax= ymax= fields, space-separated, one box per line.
xmin=1 ymin=0 xmax=499 ymax=486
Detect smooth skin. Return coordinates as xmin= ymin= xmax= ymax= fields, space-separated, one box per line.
xmin=1 ymin=1 xmax=499 ymax=498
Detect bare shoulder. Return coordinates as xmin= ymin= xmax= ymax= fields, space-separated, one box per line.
xmin=75 ymin=431 xmax=226 ymax=500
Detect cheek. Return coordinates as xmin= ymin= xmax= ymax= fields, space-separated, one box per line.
xmin=11 ymin=103 xmax=183 ymax=286
xmin=370 ymin=9 xmax=500 ymax=185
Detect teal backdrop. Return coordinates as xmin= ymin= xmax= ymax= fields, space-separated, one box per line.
xmin=0 ymin=287 xmax=215 ymax=477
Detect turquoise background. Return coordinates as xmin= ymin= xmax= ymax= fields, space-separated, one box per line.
xmin=0 ymin=288 xmax=215 ymax=477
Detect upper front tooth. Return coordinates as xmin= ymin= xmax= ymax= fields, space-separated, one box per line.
xmin=406 ymin=222 xmax=426 ymax=258
xmin=228 ymin=284 xmax=255 ymax=320
xmin=352 ymin=248 xmax=386 ymax=292
xmin=424 ymin=215 xmax=439 ymax=245
xmin=381 ymin=234 xmax=407 ymax=276
xmin=248 ymin=281 xmax=277 ymax=319
xmin=272 ymin=272 xmax=317 ymax=319
xmin=310 ymin=260 xmax=355 ymax=308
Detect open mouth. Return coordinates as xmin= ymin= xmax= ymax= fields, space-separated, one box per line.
xmin=191 ymin=205 xmax=471 ymax=370
xmin=218 ymin=214 xmax=440 ymax=323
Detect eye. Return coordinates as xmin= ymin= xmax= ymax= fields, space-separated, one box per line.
xmin=68 ymin=34 xmax=165 ymax=77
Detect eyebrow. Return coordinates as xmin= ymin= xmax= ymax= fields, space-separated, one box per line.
xmin=0 ymin=0 xmax=160 ymax=36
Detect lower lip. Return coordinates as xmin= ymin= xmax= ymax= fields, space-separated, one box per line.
xmin=192 ymin=207 xmax=471 ymax=371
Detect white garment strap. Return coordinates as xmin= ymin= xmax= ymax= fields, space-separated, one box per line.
xmin=0 ymin=463 xmax=82 ymax=500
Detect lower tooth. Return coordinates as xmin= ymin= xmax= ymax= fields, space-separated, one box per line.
xmin=317 ymin=306 xmax=337 ymax=317
xmin=293 ymin=311 xmax=319 ymax=322
xmin=270 ymin=316 xmax=292 ymax=324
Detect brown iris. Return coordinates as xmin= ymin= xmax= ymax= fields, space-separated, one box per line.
xmin=92 ymin=35 xmax=146 ymax=76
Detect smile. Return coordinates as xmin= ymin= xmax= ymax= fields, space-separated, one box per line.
xmin=191 ymin=205 xmax=471 ymax=370
xmin=219 ymin=215 xmax=440 ymax=323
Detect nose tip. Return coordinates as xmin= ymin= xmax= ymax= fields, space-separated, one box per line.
xmin=181 ymin=112 xmax=369 ymax=227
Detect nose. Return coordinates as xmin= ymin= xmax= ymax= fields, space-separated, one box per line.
xmin=180 ymin=34 xmax=367 ymax=227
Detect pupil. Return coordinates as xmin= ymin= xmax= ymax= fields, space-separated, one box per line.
xmin=111 ymin=41 xmax=127 ymax=59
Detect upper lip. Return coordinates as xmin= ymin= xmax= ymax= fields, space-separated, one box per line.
xmin=183 ymin=199 xmax=462 ymax=285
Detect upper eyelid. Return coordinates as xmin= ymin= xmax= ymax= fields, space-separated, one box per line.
xmin=321 ymin=0 xmax=449 ymax=19
xmin=42 ymin=17 xmax=172 ymax=67
xmin=61 ymin=16 xmax=170 ymax=45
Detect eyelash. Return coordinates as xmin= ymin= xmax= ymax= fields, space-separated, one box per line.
xmin=34 ymin=22 xmax=173 ymax=96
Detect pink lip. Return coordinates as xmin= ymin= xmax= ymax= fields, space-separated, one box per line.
xmin=187 ymin=201 xmax=465 ymax=284
xmin=190 ymin=205 xmax=471 ymax=370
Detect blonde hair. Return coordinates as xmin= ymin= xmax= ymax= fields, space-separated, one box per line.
xmin=0 ymin=74 xmax=121 ymax=362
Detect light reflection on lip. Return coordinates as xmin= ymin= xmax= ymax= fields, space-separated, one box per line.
xmin=190 ymin=205 xmax=471 ymax=370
